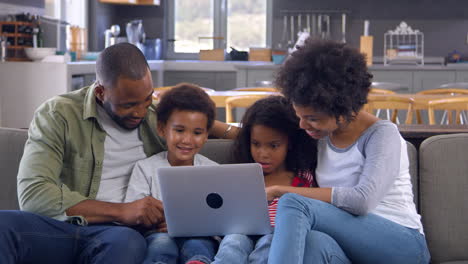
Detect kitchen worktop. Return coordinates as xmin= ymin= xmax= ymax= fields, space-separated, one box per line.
xmin=65 ymin=59 xmax=468 ymax=73
xmin=67 ymin=60 xmax=276 ymax=73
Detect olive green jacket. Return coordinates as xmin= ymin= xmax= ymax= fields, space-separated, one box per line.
xmin=17 ymin=84 xmax=165 ymax=224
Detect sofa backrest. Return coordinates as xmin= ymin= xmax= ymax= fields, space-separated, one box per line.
xmin=0 ymin=127 xmax=28 ymax=210
xmin=406 ymin=141 xmax=419 ymax=210
xmin=199 ymin=139 xmax=236 ymax=164
xmin=419 ymin=133 xmax=468 ymax=263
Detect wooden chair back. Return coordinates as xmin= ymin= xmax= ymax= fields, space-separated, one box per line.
xmin=225 ymin=95 xmax=271 ymax=123
xmin=415 ymin=88 xmax=468 ymax=124
xmin=153 ymin=86 xmax=215 ymax=100
xmin=417 ymin=88 xmax=468 ymax=95
xmin=231 ymin=87 xmax=279 ymax=92
xmin=427 ymin=97 xmax=468 ymax=125
xmin=369 ymin=88 xmax=396 ymax=94
xmin=366 ymin=95 xmax=414 ymax=124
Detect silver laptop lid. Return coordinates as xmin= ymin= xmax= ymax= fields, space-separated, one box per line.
xmin=157 ymin=163 xmax=272 ymax=237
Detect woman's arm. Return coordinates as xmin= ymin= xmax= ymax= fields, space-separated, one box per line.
xmin=267 ymin=124 xmax=403 ymax=216
xmin=267 ymin=186 xmax=332 ymax=203
xmin=210 ymin=120 xmax=240 ymax=139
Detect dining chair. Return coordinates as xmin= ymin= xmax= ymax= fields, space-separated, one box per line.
xmin=369 ymin=88 xmax=396 ymax=94
xmin=366 ymin=94 xmax=414 ymax=124
xmin=231 ymin=87 xmax=279 ymax=92
xmin=371 ymin=82 xmax=408 ymax=93
xmin=225 ymin=94 xmax=272 ymax=123
xmin=416 ymin=88 xmax=468 ymax=124
xmin=154 ymin=86 xmax=215 ymax=93
xmin=427 ymin=97 xmax=468 ymax=125
xmin=153 ymin=85 xmax=215 ymax=100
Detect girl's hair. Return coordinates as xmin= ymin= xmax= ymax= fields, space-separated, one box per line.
xmin=232 ymin=96 xmax=317 ymax=174
xmin=156 ymin=83 xmax=216 ymax=129
xmin=276 ymin=39 xmax=373 ymax=123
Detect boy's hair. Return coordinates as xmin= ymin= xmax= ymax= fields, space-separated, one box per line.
xmin=232 ymin=96 xmax=317 ymax=174
xmin=156 ymin=83 xmax=216 ymax=129
xmin=276 ymin=39 xmax=373 ymax=122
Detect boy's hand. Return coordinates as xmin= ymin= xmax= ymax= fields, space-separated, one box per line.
xmin=155 ymin=221 xmax=168 ymax=233
xmin=119 ymin=196 xmax=165 ymax=228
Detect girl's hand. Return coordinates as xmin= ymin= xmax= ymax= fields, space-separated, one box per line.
xmin=266 ymin=185 xmax=282 ymax=202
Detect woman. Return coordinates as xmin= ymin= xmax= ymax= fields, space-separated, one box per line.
xmin=266 ymin=39 xmax=430 ymax=264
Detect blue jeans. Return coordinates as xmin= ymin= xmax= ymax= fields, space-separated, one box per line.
xmin=0 ymin=210 xmax=146 ymax=264
xmin=213 ymin=234 xmax=273 ymax=264
xmin=268 ymin=193 xmax=430 ymax=264
xmin=144 ymin=232 xmax=217 ymax=264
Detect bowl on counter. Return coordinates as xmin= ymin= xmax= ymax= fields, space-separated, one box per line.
xmin=24 ymin=47 xmax=57 ymax=61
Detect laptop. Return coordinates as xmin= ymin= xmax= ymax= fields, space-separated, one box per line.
xmin=157 ymin=163 xmax=272 ymax=237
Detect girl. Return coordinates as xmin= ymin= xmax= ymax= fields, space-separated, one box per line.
xmin=268 ymin=39 xmax=430 ymax=263
xmin=213 ymin=96 xmax=317 ymax=264
xmin=125 ymin=83 xmax=218 ymax=264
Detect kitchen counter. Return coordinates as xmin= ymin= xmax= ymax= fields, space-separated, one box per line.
xmin=66 ymin=59 xmax=468 ymax=74
xmin=67 ymin=60 xmax=276 ymax=73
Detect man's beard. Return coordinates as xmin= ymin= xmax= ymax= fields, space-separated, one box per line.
xmin=102 ymin=101 xmax=142 ymax=130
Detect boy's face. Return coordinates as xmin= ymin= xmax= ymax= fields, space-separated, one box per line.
xmin=158 ymin=109 xmax=209 ymax=166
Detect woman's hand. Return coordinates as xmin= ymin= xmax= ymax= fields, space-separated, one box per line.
xmin=266 ymin=185 xmax=283 ymax=202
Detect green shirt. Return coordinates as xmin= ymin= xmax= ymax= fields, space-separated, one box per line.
xmin=17 ymin=84 xmax=165 ymax=223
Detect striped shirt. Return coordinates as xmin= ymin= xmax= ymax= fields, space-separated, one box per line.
xmin=268 ymin=171 xmax=314 ymax=227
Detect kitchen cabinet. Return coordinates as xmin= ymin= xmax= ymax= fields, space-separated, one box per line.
xmin=455 ymin=70 xmax=468 ymax=83
xmin=99 ymin=0 xmax=160 ymax=5
xmin=412 ymin=71 xmax=456 ymax=93
xmin=163 ymin=71 xmax=236 ymax=91
xmin=370 ymin=70 xmax=412 ymax=93
xmin=236 ymin=68 xmax=277 ymax=88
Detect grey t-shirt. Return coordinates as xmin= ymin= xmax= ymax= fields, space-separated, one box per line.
xmin=316 ymin=120 xmax=423 ymax=233
xmin=95 ymin=104 xmax=147 ymax=203
xmin=125 ymin=151 xmax=218 ymax=202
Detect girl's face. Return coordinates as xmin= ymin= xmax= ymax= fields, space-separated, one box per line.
xmin=158 ymin=109 xmax=209 ymax=166
xmin=293 ymin=104 xmax=340 ymax=139
xmin=250 ymin=124 xmax=289 ymax=175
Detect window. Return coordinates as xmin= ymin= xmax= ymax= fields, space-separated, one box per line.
xmin=167 ymin=0 xmax=271 ymax=59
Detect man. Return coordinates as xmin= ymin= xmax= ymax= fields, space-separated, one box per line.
xmin=0 ymin=43 xmax=166 ymax=263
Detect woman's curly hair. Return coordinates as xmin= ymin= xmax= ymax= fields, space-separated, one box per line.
xmin=232 ymin=96 xmax=317 ymax=174
xmin=156 ymin=83 xmax=216 ymax=129
xmin=275 ymin=39 xmax=373 ymax=122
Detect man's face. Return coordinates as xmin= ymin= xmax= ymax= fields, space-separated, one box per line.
xmin=96 ymin=70 xmax=154 ymax=130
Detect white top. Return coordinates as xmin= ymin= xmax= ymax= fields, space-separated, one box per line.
xmin=316 ymin=120 xmax=423 ymax=233
xmin=95 ymin=105 xmax=147 ymax=203
xmin=125 ymin=151 xmax=218 ymax=202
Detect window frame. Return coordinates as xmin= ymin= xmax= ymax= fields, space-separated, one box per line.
xmin=165 ymin=0 xmax=272 ymax=60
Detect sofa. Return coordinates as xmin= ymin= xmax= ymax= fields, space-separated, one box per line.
xmin=1 ymin=127 xmax=467 ymax=264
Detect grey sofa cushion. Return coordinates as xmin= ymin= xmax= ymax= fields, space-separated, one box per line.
xmin=420 ymin=134 xmax=468 ymax=264
xmin=407 ymin=141 xmax=418 ymax=210
xmin=199 ymin=139 xmax=235 ymax=164
xmin=0 ymin=127 xmax=28 ymax=210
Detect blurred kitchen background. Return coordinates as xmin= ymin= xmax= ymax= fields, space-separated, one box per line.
xmin=1 ymin=0 xmax=468 ymax=58
xmin=3 ymin=0 xmax=468 ymax=129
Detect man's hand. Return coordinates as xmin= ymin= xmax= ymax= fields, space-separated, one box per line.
xmin=118 ymin=196 xmax=165 ymax=228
